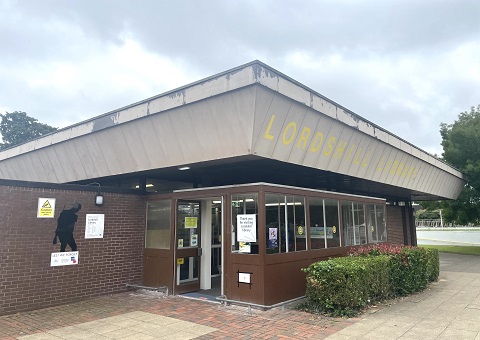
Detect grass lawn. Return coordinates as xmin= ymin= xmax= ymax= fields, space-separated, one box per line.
xmin=419 ymin=244 xmax=480 ymax=256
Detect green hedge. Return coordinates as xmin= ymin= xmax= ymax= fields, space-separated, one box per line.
xmin=302 ymin=244 xmax=439 ymax=316
xmin=303 ymin=255 xmax=391 ymax=316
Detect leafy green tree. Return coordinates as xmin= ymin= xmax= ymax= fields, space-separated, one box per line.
xmin=433 ymin=105 xmax=480 ymax=224
xmin=0 ymin=111 xmax=57 ymax=150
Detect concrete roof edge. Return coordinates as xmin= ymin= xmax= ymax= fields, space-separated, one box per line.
xmin=0 ymin=60 xmax=464 ymax=179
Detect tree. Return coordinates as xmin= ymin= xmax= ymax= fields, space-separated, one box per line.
xmin=433 ymin=105 xmax=480 ymax=224
xmin=0 ymin=111 xmax=57 ymax=150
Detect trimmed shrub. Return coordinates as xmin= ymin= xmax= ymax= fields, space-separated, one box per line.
xmin=425 ymin=248 xmax=440 ymax=282
xmin=303 ymin=255 xmax=390 ymax=316
xmin=388 ymin=247 xmax=429 ymax=296
xmin=302 ymin=244 xmax=440 ymax=316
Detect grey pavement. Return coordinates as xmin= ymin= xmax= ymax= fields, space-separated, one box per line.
xmin=326 ymin=252 xmax=480 ymax=340
xmin=4 ymin=252 xmax=480 ymax=339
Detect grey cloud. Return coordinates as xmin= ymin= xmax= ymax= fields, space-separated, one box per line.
xmin=1 ymin=0 xmax=479 ymax=156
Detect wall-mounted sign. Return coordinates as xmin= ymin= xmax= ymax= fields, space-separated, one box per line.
xmin=238 ymin=272 xmax=251 ymax=284
xmin=177 ymin=258 xmax=184 ymax=265
xmin=237 ymin=214 xmax=256 ymax=242
xmin=85 ymin=214 xmax=105 ymax=239
xmin=50 ymin=251 xmax=79 ymax=266
xmin=37 ymin=198 xmax=56 ymax=218
xmin=185 ymin=217 xmax=198 ymax=228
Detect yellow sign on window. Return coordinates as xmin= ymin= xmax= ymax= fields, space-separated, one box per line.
xmin=185 ymin=217 xmax=198 ymax=228
xmin=177 ymin=258 xmax=184 ymax=265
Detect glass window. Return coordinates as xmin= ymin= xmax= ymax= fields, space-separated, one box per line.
xmin=266 ymin=194 xmax=306 ymax=254
xmin=177 ymin=202 xmax=200 ymax=248
xmin=145 ymin=200 xmax=171 ymax=249
xmin=367 ymin=204 xmax=387 ymax=243
xmin=288 ymin=196 xmax=307 ymax=252
xmin=266 ymin=194 xmax=285 ymax=254
xmin=342 ymin=202 xmax=367 ymax=246
xmin=231 ymin=194 xmax=258 ymax=254
xmin=325 ymin=199 xmax=341 ymax=247
xmin=309 ymin=198 xmax=340 ymax=249
xmin=309 ymin=197 xmax=326 ymax=249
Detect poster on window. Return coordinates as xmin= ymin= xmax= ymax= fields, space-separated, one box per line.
xmin=268 ymin=227 xmax=278 ymax=248
xmin=191 ymin=234 xmax=198 ymax=246
xmin=236 ymin=214 xmax=256 ymax=242
xmin=185 ymin=217 xmax=198 ymax=228
xmin=85 ymin=214 xmax=105 ymax=239
xmin=239 ymin=242 xmax=251 ymax=253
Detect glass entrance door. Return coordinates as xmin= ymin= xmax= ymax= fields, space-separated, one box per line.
xmin=175 ymin=201 xmax=201 ymax=294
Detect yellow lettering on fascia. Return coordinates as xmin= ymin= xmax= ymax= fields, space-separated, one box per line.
xmin=389 ymin=160 xmax=399 ymax=175
xmin=406 ymin=167 xmax=414 ymax=179
xmin=401 ymin=165 xmax=409 ymax=177
xmin=346 ymin=145 xmax=356 ymax=160
xmin=411 ymin=168 xmax=419 ymax=179
xmin=385 ymin=159 xmax=392 ymax=173
xmin=309 ymin=132 xmax=324 ymax=152
xmin=362 ymin=151 xmax=370 ymax=167
xmin=264 ymin=114 xmax=276 ymax=141
xmin=377 ymin=157 xmax=385 ymax=171
xmin=333 ymin=140 xmax=347 ymax=159
xmin=296 ymin=127 xmax=311 ymax=150
xmin=323 ymin=136 xmax=336 ymax=156
xmin=354 ymin=147 xmax=363 ymax=165
xmin=396 ymin=163 xmax=405 ymax=176
xmin=282 ymin=121 xmax=297 ymax=145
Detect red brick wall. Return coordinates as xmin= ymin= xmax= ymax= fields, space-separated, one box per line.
xmin=387 ymin=205 xmax=405 ymax=245
xmin=0 ymin=183 xmax=145 ymax=315
xmin=386 ymin=205 xmax=416 ymax=246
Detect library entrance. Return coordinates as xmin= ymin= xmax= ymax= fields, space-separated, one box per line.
xmin=174 ymin=198 xmax=223 ymax=296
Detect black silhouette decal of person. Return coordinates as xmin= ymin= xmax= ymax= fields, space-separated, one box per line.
xmin=53 ymin=203 xmax=81 ymax=252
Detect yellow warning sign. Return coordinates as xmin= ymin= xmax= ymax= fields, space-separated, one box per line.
xmin=37 ymin=198 xmax=56 ymax=218
xmin=177 ymin=258 xmax=184 ymax=265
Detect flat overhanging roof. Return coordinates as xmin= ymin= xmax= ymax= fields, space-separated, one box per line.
xmin=0 ymin=61 xmax=465 ymax=200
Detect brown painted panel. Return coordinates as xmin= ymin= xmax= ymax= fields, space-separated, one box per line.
xmin=264 ymin=259 xmax=311 ymax=306
xmin=230 ymin=253 xmax=262 ymax=266
xmin=226 ymin=263 xmax=264 ymax=304
xmin=143 ymin=248 xmax=173 ymax=291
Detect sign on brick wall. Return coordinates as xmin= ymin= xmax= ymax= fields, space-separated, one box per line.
xmin=85 ymin=214 xmax=105 ymax=238
xmin=37 ymin=198 xmax=56 ymax=218
xmin=50 ymin=251 xmax=79 ymax=266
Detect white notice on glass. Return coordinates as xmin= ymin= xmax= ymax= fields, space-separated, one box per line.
xmin=85 ymin=214 xmax=105 ymax=239
xmin=237 ymin=214 xmax=256 ymax=242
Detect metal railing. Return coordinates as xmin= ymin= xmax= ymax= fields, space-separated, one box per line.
xmin=415 ymin=219 xmax=480 ymax=228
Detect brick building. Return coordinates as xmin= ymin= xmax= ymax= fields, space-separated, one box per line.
xmin=0 ymin=61 xmax=464 ymax=314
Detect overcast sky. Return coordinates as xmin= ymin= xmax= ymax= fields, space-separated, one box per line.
xmin=1 ymin=0 xmax=479 ymax=156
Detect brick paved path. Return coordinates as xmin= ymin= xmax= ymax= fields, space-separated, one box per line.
xmin=0 ymin=291 xmax=360 ymax=339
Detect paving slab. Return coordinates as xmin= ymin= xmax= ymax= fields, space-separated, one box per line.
xmin=326 ymin=252 xmax=480 ymax=339
xmin=1 ymin=252 xmax=479 ymax=340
